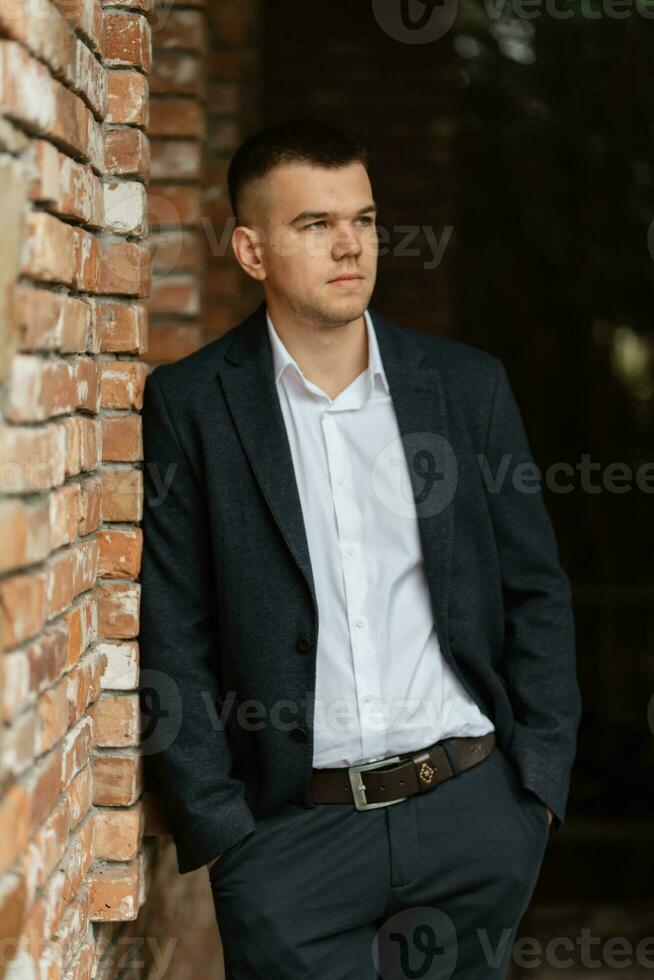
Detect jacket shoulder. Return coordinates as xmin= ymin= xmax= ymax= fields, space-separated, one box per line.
xmin=427 ymin=333 xmax=500 ymax=371
xmin=386 ymin=318 xmax=503 ymax=387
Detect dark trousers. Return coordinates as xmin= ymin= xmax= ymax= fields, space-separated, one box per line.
xmin=208 ymin=743 xmax=550 ymax=979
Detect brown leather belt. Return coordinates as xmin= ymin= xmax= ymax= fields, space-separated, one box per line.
xmin=309 ymin=731 xmax=496 ymax=810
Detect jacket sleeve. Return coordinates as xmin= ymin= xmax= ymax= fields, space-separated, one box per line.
xmin=138 ymin=369 xmax=256 ymax=874
xmin=482 ymin=358 xmax=582 ymax=832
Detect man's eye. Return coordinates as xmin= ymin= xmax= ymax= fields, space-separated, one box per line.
xmin=357 ymin=217 xmax=374 ymax=225
xmin=305 ymin=221 xmax=327 ymax=230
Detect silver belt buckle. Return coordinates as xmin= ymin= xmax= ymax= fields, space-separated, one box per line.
xmin=348 ymin=755 xmax=407 ymax=811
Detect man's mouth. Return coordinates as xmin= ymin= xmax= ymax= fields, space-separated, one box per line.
xmin=328 ymin=274 xmax=365 ymax=284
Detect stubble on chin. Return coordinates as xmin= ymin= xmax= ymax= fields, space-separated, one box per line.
xmin=292 ymin=294 xmax=370 ymax=332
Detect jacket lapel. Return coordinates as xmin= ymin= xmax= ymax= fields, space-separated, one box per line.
xmin=218 ymin=302 xmax=319 ymax=615
xmin=217 ymin=301 xmax=455 ymax=643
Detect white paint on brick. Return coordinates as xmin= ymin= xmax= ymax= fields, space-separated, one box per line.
xmin=9 ymin=354 xmax=44 ymax=420
xmin=9 ymin=43 xmax=56 ymax=131
xmin=1 ymin=649 xmax=31 ymax=722
xmin=103 ymin=180 xmax=147 ymax=235
xmin=97 ymin=641 xmax=138 ymax=690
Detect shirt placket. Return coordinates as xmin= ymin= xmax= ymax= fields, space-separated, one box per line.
xmin=321 ymin=405 xmax=387 ymax=763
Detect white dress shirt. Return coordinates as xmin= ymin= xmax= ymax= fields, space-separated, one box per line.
xmin=266 ymin=308 xmax=495 ymax=768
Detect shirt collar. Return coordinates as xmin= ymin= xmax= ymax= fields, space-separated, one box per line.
xmin=265 ymin=308 xmax=390 ymax=396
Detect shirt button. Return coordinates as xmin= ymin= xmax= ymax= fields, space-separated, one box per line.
xmin=355 ymin=618 xmax=365 ymax=628
xmin=364 ymin=695 xmax=372 ymax=702
xmin=336 ymin=476 xmax=344 ymax=486
xmin=347 ymin=546 xmax=356 ymax=556
xmin=290 ymin=726 xmax=308 ymax=743
xmin=295 ymin=635 xmax=312 ymax=654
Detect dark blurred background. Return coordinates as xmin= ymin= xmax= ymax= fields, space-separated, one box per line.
xmin=256 ymin=1 xmax=654 ymax=970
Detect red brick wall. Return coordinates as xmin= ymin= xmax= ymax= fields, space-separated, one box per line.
xmin=0 ymin=0 xmax=259 ymax=976
xmin=0 ymin=0 xmax=151 ymax=970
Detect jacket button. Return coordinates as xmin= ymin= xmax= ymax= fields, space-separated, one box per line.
xmin=290 ymin=726 xmax=308 ymax=742
xmin=295 ymin=635 xmax=312 ymax=654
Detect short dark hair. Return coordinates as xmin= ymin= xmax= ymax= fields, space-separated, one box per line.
xmin=227 ymin=118 xmax=369 ymax=225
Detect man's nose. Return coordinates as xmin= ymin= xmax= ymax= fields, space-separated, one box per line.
xmin=332 ymin=225 xmax=362 ymax=259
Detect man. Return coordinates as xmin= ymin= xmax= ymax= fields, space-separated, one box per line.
xmin=139 ymin=119 xmax=582 ymax=978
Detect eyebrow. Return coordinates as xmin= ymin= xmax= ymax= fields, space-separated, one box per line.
xmin=289 ymin=203 xmax=378 ymax=226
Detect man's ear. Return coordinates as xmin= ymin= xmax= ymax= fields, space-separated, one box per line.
xmin=231 ymin=224 xmax=267 ymax=282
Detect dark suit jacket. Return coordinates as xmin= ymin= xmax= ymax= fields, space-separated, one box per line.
xmin=138 ymin=300 xmax=582 ymax=875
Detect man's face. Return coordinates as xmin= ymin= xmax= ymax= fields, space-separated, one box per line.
xmin=243 ymin=161 xmax=378 ymax=327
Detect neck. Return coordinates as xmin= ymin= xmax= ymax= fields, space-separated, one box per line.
xmin=267 ymin=303 xmax=369 ymax=399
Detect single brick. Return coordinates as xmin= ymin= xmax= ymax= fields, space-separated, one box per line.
xmin=100 ymin=468 xmax=142 ymax=522
xmin=96 ymin=581 xmax=140 ymax=638
xmin=152 ymin=9 xmax=206 ymax=52
xmin=74 ymin=355 xmax=102 ymax=413
xmin=76 ymin=474 xmax=103 ymax=536
xmin=103 ymin=11 xmax=152 ymax=72
xmin=88 ymin=859 xmax=140 ymax=921
xmin=150 ymin=138 xmax=203 ymax=181
xmin=106 ymin=69 xmax=148 ymax=126
xmin=67 ymin=648 xmax=106 ymax=725
xmin=100 ymin=360 xmax=149 ymax=410
xmin=97 ymin=527 xmax=142 ymax=579
xmin=49 ymin=483 xmax=82 ymax=550
xmin=146 ymin=273 xmax=200 ymax=317
xmin=0 ymin=498 xmax=49 ymax=574
xmin=0 ymin=570 xmax=48 ymax=649
xmin=92 ymin=753 xmax=141 ymax=808
xmin=148 ymin=96 xmax=204 ymax=138
xmin=0 ymin=785 xmax=30 ymax=876
xmin=97 ymin=640 xmax=138 ymax=691
xmin=6 ymin=355 xmax=78 ymax=423
xmin=72 ymin=226 xmax=102 ymax=292
xmin=147 ymin=184 xmax=202 ymax=227
xmin=142 ymin=321 xmax=201 ymax=364
xmin=12 ymin=286 xmax=91 ymax=353
xmin=98 ymin=240 xmax=150 ymax=297
xmin=91 ymin=299 xmax=147 ymax=353
xmin=63 ymin=415 xmax=101 ymax=476
xmin=149 ymin=51 xmax=204 ymax=96
xmin=104 ymin=127 xmax=150 ymax=179
xmin=149 ymin=229 xmax=204 ymax=273
xmin=210 ymin=0 xmax=254 ymax=46
xmin=103 ymin=179 xmax=148 ymax=236
xmin=21 ymin=212 xmax=77 ymax=286
xmin=100 ymin=414 xmax=142 ymax=463
xmin=0 ymin=423 xmax=66 ymax=493
xmin=93 ymin=804 xmax=141 ymax=861
xmin=91 ymin=693 xmax=139 ymax=747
